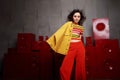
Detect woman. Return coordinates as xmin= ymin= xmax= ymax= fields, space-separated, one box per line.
xmin=46 ymin=9 xmax=86 ymax=80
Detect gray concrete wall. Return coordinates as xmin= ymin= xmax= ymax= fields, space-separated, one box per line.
xmin=0 ymin=0 xmax=120 ymax=75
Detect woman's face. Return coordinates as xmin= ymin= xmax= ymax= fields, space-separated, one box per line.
xmin=73 ymin=12 xmax=81 ymax=24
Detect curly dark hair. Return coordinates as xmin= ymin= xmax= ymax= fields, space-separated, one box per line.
xmin=67 ymin=9 xmax=86 ymax=26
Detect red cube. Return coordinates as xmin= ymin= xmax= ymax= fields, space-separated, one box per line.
xmin=17 ymin=33 xmax=35 ymax=53
xmin=86 ymin=37 xmax=93 ymax=47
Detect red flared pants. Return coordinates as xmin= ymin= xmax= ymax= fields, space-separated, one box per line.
xmin=60 ymin=41 xmax=86 ymax=80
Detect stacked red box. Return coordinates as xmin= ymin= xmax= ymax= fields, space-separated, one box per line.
xmin=94 ymin=39 xmax=120 ymax=78
xmin=32 ymin=41 xmax=41 ymax=51
xmin=86 ymin=37 xmax=93 ymax=47
xmin=39 ymin=50 xmax=54 ymax=80
xmin=39 ymin=36 xmax=44 ymax=41
xmin=45 ymin=36 xmax=49 ymax=41
xmin=7 ymin=48 xmax=17 ymax=54
xmin=31 ymin=41 xmax=53 ymax=80
xmin=95 ymin=39 xmax=119 ymax=48
xmin=17 ymin=33 xmax=35 ymax=53
xmin=32 ymin=41 xmax=51 ymax=51
xmin=3 ymin=33 xmax=54 ymax=80
xmin=85 ymin=47 xmax=98 ymax=79
xmin=3 ymin=53 xmax=41 ymax=80
xmin=3 ymin=53 xmax=40 ymax=80
xmin=30 ymin=53 xmax=41 ymax=80
xmin=95 ymin=47 xmax=120 ymax=78
xmin=39 ymin=35 xmax=49 ymax=41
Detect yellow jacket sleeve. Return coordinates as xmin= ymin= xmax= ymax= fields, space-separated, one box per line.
xmin=46 ymin=21 xmax=72 ymax=55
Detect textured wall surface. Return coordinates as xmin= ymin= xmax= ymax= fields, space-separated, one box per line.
xmin=0 ymin=0 xmax=120 ymax=76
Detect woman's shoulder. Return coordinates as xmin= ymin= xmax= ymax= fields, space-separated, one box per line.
xmin=79 ymin=25 xmax=85 ymax=30
xmin=64 ymin=21 xmax=72 ymax=25
xmin=74 ymin=24 xmax=84 ymax=30
xmin=60 ymin=21 xmax=72 ymax=28
xmin=79 ymin=25 xmax=84 ymax=27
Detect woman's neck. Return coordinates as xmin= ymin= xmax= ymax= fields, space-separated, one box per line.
xmin=72 ymin=22 xmax=79 ymax=25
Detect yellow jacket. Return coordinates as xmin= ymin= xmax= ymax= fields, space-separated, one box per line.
xmin=46 ymin=21 xmax=84 ymax=55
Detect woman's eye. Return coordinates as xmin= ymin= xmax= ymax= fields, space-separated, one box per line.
xmin=74 ymin=15 xmax=80 ymax=18
xmin=74 ymin=16 xmax=76 ymax=17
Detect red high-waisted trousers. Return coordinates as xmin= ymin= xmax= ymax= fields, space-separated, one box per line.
xmin=60 ymin=41 xmax=86 ymax=80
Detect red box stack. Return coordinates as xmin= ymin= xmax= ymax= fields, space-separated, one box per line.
xmin=85 ymin=47 xmax=98 ymax=78
xmin=86 ymin=37 xmax=93 ymax=47
xmin=17 ymin=33 xmax=35 ymax=53
xmin=94 ymin=39 xmax=120 ymax=78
